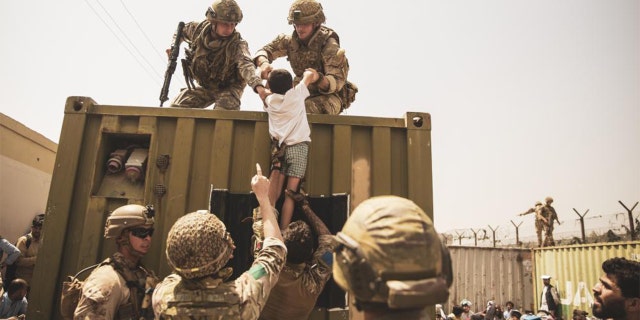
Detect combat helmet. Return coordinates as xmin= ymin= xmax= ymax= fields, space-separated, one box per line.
xmin=104 ymin=204 xmax=154 ymax=239
xmin=333 ymin=196 xmax=451 ymax=309
xmin=206 ymin=0 xmax=243 ymax=24
xmin=288 ymin=0 xmax=325 ymax=25
xmin=166 ymin=211 xmax=235 ymax=279
xmin=545 ymin=196 xmax=553 ymax=204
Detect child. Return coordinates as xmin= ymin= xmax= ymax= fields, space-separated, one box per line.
xmin=259 ymin=68 xmax=319 ymax=229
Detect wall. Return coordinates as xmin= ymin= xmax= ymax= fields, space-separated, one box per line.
xmin=0 ymin=113 xmax=57 ymax=244
xmin=446 ymin=246 xmax=534 ymax=313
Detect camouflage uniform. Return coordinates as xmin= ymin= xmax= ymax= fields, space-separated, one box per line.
xmin=152 ymin=237 xmax=286 ymax=319
xmin=521 ymin=202 xmax=546 ymax=247
xmin=170 ymin=21 xmax=262 ymax=110
xmin=259 ymin=234 xmax=335 ymax=320
xmin=74 ymin=253 xmax=157 ymax=320
xmin=541 ymin=199 xmax=559 ymax=247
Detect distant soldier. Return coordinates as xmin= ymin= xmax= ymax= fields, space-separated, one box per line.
xmin=541 ymin=196 xmax=561 ymax=247
xmin=519 ymin=201 xmax=546 ymax=247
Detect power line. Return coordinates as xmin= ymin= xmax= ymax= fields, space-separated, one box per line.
xmin=118 ymin=0 xmax=166 ymax=65
xmin=82 ymin=0 xmax=160 ymax=85
xmin=94 ymin=0 xmax=163 ymax=80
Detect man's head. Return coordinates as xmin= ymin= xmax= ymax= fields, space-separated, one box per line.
xmin=510 ymin=310 xmax=522 ymax=320
xmin=8 ymin=278 xmax=28 ymax=301
xmin=592 ymin=257 xmax=640 ymax=319
xmin=166 ymin=211 xmax=235 ymax=279
xmin=268 ymin=69 xmax=294 ymax=95
xmin=31 ymin=213 xmax=45 ymax=240
xmin=505 ymin=301 xmax=514 ymax=310
xmin=206 ymin=0 xmax=242 ymax=37
xmin=461 ymin=299 xmax=472 ymax=311
xmin=332 ymin=196 xmax=451 ymax=310
xmin=545 ymin=196 xmax=553 ymax=205
xmin=288 ymin=0 xmax=324 ymax=41
xmin=283 ymin=220 xmax=315 ymax=264
xmin=452 ymin=305 xmax=464 ymax=316
xmin=104 ymin=204 xmax=155 ymax=257
xmin=535 ymin=201 xmax=542 ymax=207
xmin=541 ymin=275 xmax=552 ymax=286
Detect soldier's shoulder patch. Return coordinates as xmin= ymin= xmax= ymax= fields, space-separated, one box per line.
xmin=248 ymin=264 xmax=267 ymax=280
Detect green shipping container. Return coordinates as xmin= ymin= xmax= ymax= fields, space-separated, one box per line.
xmin=28 ymin=96 xmax=434 ymax=319
xmin=532 ymin=241 xmax=640 ymax=316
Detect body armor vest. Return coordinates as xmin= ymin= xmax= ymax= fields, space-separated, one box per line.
xmin=287 ymin=26 xmax=339 ymax=77
xmin=187 ymin=21 xmax=243 ymax=89
xmin=160 ymin=279 xmax=242 ymax=319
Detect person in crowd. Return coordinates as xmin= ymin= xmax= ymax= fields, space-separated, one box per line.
xmin=152 ymin=164 xmax=286 ymax=319
xmin=591 ymin=257 xmax=640 ymax=320
xmin=461 ymin=299 xmax=474 ymax=320
xmin=259 ymin=189 xmax=335 ymax=320
xmin=166 ymin=0 xmax=266 ymax=110
xmin=503 ymin=301 xmax=515 ymax=319
xmin=332 ymin=195 xmax=452 ymax=319
xmin=13 ymin=214 xmax=44 ymax=291
xmin=539 ymin=275 xmax=560 ymax=317
xmin=258 ymin=68 xmax=316 ymax=229
xmin=0 ymin=278 xmax=28 ymax=319
xmin=0 ymin=236 xmax=20 ymax=291
xmin=448 ymin=305 xmax=465 ymax=320
xmin=74 ymin=205 xmax=157 ymax=319
xmin=254 ymin=0 xmax=357 ymax=114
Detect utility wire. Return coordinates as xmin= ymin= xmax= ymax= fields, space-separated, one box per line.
xmin=94 ymin=0 xmax=163 ymax=81
xmin=83 ymin=0 xmax=160 ymax=85
xmin=118 ymin=0 xmax=186 ymax=88
xmin=118 ymin=0 xmax=166 ymax=65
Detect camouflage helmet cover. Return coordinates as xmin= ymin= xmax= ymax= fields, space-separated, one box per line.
xmin=166 ymin=211 xmax=234 ymax=279
xmin=288 ymin=0 xmax=325 ymax=25
xmin=104 ymin=204 xmax=154 ymax=239
xmin=207 ymin=0 xmax=243 ymax=24
xmin=535 ymin=201 xmax=543 ymax=206
xmin=545 ymin=196 xmax=553 ymax=203
xmin=333 ymin=196 xmax=445 ymax=304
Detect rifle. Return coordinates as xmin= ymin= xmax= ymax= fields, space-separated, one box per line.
xmin=159 ymin=21 xmax=185 ymax=107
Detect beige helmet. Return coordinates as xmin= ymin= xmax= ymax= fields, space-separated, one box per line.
xmin=288 ymin=0 xmax=325 ymax=25
xmin=206 ymin=0 xmax=243 ymax=24
xmin=333 ymin=196 xmax=451 ymax=309
xmin=545 ymin=196 xmax=553 ymax=204
xmin=104 ymin=204 xmax=154 ymax=239
xmin=535 ymin=201 xmax=543 ymax=206
xmin=166 ymin=211 xmax=235 ymax=279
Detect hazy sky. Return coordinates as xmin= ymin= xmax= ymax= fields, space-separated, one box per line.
xmin=1 ymin=0 xmax=638 ymax=237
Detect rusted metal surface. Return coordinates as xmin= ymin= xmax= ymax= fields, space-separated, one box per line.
xmin=446 ymin=246 xmax=534 ymax=313
xmin=29 ymin=96 xmax=433 ymax=319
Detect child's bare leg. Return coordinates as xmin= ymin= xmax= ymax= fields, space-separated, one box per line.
xmin=268 ymin=170 xmax=285 ymax=206
xmin=279 ymin=176 xmax=301 ymax=229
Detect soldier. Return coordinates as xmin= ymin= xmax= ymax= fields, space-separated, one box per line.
xmin=259 ymin=190 xmax=336 ymax=320
xmin=74 ymin=204 xmax=158 ymax=319
xmin=152 ymin=164 xmax=286 ymax=319
xmin=167 ymin=0 xmax=266 ymax=110
xmin=332 ymin=196 xmax=452 ymax=319
xmin=254 ymin=0 xmax=357 ymax=114
xmin=519 ymin=201 xmax=546 ymax=247
xmin=541 ymin=196 xmax=561 ymax=247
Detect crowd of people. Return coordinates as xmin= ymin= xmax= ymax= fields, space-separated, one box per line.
xmin=0 ymin=214 xmax=44 ymax=319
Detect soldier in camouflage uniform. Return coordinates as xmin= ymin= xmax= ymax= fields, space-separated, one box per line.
xmin=152 ymin=164 xmax=286 ymax=319
xmin=254 ymin=0 xmax=357 ymax=114
xmin=74 ymin=204 xmax=158 ymax=319
xmin=541 ymin=196 xmax=561 ymax=247
xmin=259 ymin=190 xmax=336 ymax=320
xmin=519 ymin=201 xmax=546 ymax=247
xmin=168 ymin=0 xmax=266 ymax=110
xmin=332 ymin=196 xmax=452 ymax=319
